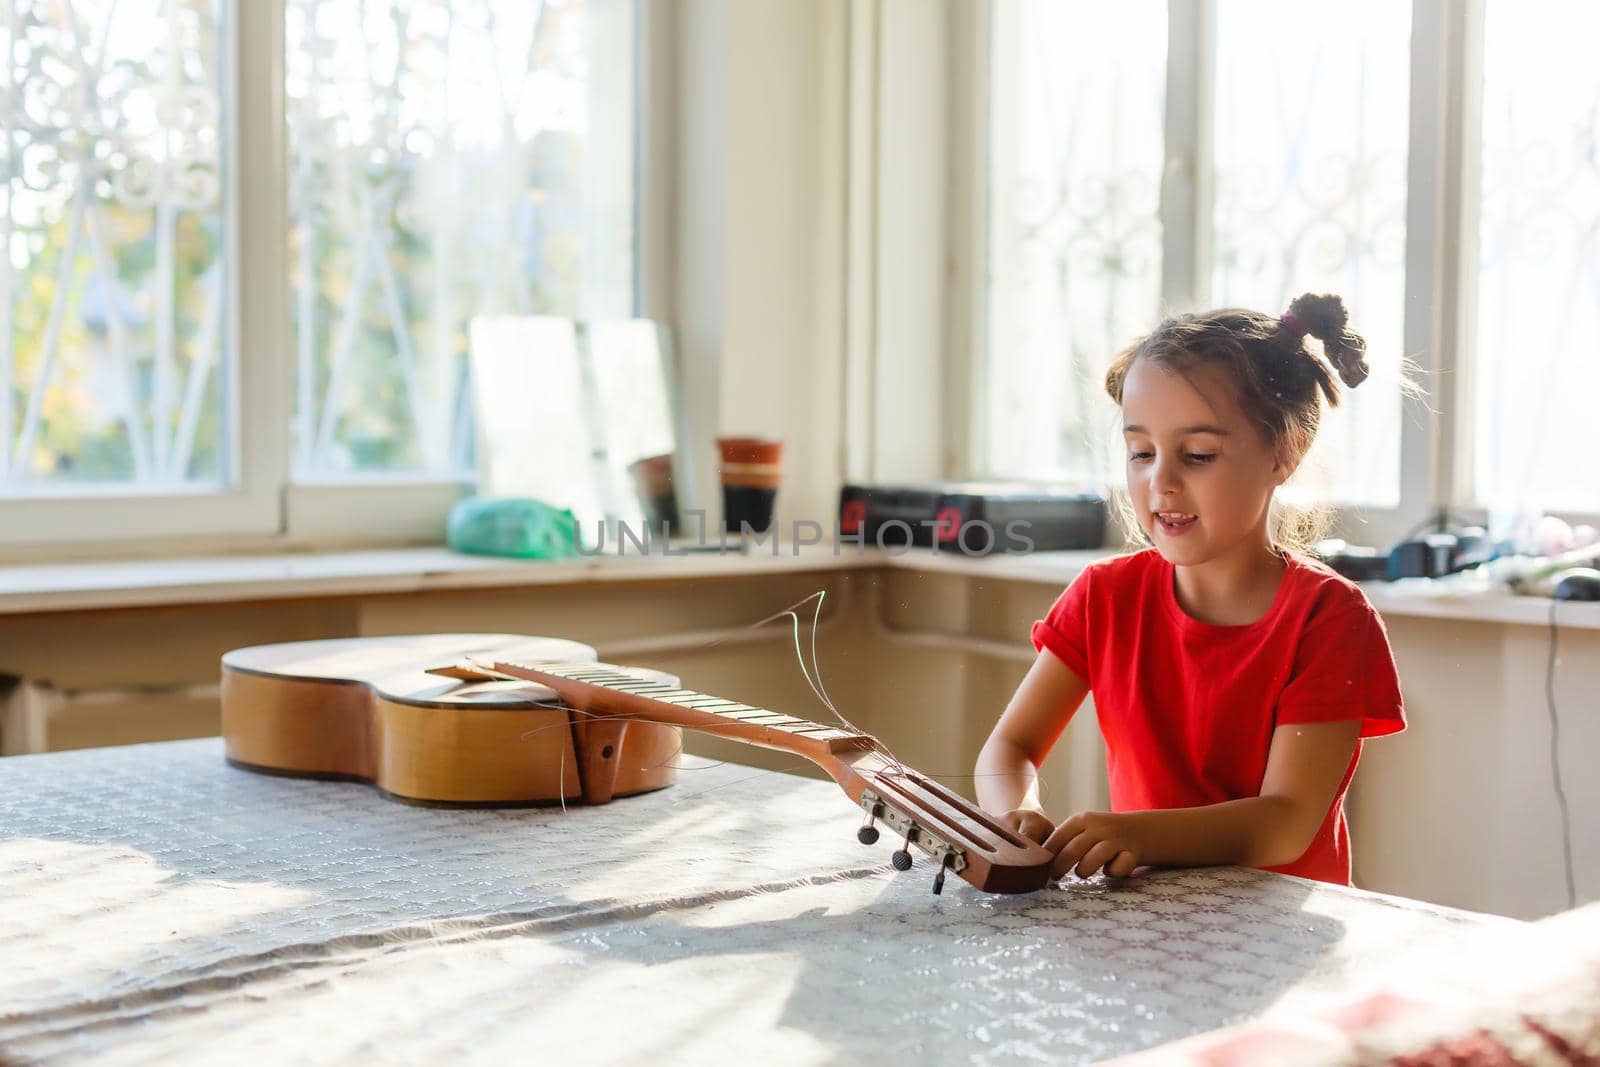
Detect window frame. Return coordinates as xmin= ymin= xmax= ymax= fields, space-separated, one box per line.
xmin=960 ymin=0 xmax=1596 ymax=547
xmin=0 ymin=0 xmax=284 ymax=549
xmin=0 ymin=0 xmax=655 ymax=557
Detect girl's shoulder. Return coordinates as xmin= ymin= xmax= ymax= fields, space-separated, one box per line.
xmin=1082 ymin=546 xmax=1162 ymax=573
xmin=1076 ymin=547 xmax=1165 ymax=590
xmin=1282 ymin=549 xmax=1383 ymax=621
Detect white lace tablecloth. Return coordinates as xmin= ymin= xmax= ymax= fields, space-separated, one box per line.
xmin=0 ymin=739 xmax=1530 ymax=1065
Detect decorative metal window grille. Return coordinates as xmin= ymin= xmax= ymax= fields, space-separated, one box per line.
xmin=986 ymin=0 xmax=1166 ymax=489
xmin=1210 ymin=0 xmax=1410 ymax=509
xmin=988 ymin=0 xmax=1410 ymax=509
xmin=1 ymin=0 xmax=635 ymax=502
xmin=286 ymin=0 xmax=635 ymax=480
xmin=1 ymin=0 xmax=226 ymax=492
xmin=1473 ymin=3 xmax=1600 ymax=514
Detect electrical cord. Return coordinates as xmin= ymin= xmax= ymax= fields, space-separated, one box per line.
xmin=1546 ymin=597 xmax=1577 ymax=911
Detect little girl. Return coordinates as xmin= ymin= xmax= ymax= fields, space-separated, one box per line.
xmin=976 ymin=293 xmax=1405 ymax=887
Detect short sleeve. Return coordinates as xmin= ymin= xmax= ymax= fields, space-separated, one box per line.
xmin=1031 ymin=567 xmax=1093 ymax=683
xmin=1276 ymin=591 xmax=1405 ymax=739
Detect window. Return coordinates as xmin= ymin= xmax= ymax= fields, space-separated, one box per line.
xmin=2 ymin=0 xmax=228 ymax=491
xmin=1210 ymin=0 xmax=1410 ymax=508
xmin=986 ymin=0 xmax=1409 ymax=509
xmin=1 ymin=0 xmax=638 ymax=544
xmin=286 ymin=0 xmax=635 ymax=480
xmin=985 ymin=1 xmax=1166 ymax=489
xmin=1473 ymin=2 xmax=1600 ymax=514
xmin=982 ymin=1 xmax=1596 ymax=527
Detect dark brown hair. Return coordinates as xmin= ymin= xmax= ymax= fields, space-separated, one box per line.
xmin=1103 ymin=292 xmax=1371 ymax=548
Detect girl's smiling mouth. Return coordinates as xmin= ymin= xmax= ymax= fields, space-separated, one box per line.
xmin=1155 ymin=511 xmax=1198 ymax=535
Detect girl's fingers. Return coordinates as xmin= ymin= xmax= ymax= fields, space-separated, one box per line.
xmin=1018 ymin=812 xmax=1053 ymax=844
xmin=1049 ymin=831 xmax=1095 ymax=880
xmin=1075 ymin=839 xmax=1122 ymax=879
xmin=1002 ymin=810 xmax=1054 ymax=845
xmin=1104 ymin=850 xmax=1138 ymax=879
xmin=1043 ymin=813 xmax=1085 ymax=854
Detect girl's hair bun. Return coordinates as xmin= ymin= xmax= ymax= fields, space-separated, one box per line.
xmin=1287 ymin=292 xmax=1370 ymax=389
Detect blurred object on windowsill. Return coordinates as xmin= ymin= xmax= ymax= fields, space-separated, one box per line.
xmin=446 ymin=497 xmax=579 ymax=560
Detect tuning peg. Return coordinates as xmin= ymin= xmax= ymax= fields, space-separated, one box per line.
xmin=857 ymin=803 xmax=882 ymax=845
xmin=891 ymin=829 xmax=914 ymax=871
xmin=932 ymin=854 xmax=953 ymax=895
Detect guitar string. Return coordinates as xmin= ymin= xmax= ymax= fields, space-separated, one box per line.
xmin=677 ymin=589 xmax=898 ymax=770
xmin=681 ymin=587 xmax=1046 ymax=799
xmin=488 ymin=590 xmax=906 ymax=809
xmin=502 ymin=588 xmax=897 ymax=775
xmin=514 ymin=705 xmax=1045 ymax=791
xmin=492 ymin=585 xmax=1056 ymax=809
xmin=477 ymin=599 xmax=1056 ymax=863
xmin=512 ymin=710 xmax=1043 ymax=809
xmin=506 ymin=706 xmax=823 ymax=807
xmin=718 ymin=588 xmax=1047 ymax=797
xmin=494 ymin=586 xmax=1046 ymax=799
xmin=694 ymin=589 xmax=912 ymax=781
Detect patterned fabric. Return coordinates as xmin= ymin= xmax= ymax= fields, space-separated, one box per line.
xmin=0 ymin=739 xmax=1555 ymax=1065
xmin=1102 ymin=899 xmax=1600 ymax=1066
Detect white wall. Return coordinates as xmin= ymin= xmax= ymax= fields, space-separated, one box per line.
xmin=1352 ymin=613 xmax=1600 ymax=919
xmin=672 ymin=0 xmax=848 ymax=530
xmin=671 ymin=0 xmax=954 ymax=531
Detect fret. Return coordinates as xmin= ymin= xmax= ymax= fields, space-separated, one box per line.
xmin=494 ymin=660 xmax=868 ymax=745
xmin=662 ymin=694 xmax=745 ymax=708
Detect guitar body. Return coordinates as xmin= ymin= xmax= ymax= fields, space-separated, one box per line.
xmin=221 ymin=634 xmax=683 ymax=807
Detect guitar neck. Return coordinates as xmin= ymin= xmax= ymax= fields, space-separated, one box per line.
xmin=480 ymin=659 xmax=873 ymax=762
xmin=433 ymin=656 xmax=1057 ymax=894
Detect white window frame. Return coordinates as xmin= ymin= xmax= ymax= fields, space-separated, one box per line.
xmin=954 ymin=0 xmax=1600 ymax=548
xmin=0 ymin=0 xmax=284 ymax=550
xmin=0 ymin=0 xmax=658 ymax=557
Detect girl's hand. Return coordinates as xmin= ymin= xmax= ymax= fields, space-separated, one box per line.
xmin=1045 ymin=810 xmax=1144 ymax=880
xmin=998 ymin=807 xmax=1056 ymax=845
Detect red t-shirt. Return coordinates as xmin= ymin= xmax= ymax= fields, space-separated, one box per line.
xmin=1030 ymin=548 xmax=1405 ymax=885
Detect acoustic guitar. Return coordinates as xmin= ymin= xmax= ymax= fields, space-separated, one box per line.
xmin=221 ymin=633 xmax=1055 ymax=894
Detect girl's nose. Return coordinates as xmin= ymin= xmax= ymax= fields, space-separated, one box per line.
xmin=1150 ymin=455 xmax=1182 ymax=496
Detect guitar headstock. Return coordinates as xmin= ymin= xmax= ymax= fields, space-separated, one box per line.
xmin=844 ymin=758 xmax=1056 ymax=895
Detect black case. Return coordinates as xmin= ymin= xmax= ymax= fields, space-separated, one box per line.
xmin=838 ymin=482 xmax=1107 ymax=556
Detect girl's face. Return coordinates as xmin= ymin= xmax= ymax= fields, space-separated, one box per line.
xmin=1119 ymin=356 xmax=1285 ymax=568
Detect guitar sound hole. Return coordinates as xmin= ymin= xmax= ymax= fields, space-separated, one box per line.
xmin=601 ymin=745 xmax=615 ymax=759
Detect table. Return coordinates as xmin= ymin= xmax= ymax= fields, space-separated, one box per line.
xmin=0 ymin=739 xmax=1584 ymax=1065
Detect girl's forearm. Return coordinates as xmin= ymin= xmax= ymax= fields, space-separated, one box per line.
xmin=974 ymin=738 xmax=1044 ymax=816
xmin=1120 ymin=796 xmax=1305 ymax=869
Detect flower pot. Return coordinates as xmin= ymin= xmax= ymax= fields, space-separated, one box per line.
xmin=627 ymin=453 xmax=679 ymax=539
xmin=717 ymin=436 xmax=783 ymax=534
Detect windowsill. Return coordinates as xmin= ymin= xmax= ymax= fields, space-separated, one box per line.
xmin=0 ymin=543 xmax=878 ymax=615
xmin=1 ymin=543 xmax=1598 ymax=631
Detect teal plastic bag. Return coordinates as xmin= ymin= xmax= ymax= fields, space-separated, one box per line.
xmin=447 ymin=497 xmax=581 ymax=560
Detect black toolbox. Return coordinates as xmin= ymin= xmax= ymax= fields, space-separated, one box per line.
xmin=838 ymin=482 xmax=1107 ymax=555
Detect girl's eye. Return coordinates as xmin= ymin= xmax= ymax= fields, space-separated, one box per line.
xmin=1127 ymin=451 xmax=1153 ymax=462
xmin=1185 ymin=453 xmax=1218 ymax=465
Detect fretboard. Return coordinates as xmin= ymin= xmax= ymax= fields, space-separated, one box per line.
xmin=488 ymin=660 xmax=871 ymax=753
